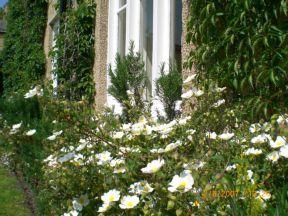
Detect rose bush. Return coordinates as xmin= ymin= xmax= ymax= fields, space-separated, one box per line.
xmin=0 ymin=78 xmax=288 ymax=215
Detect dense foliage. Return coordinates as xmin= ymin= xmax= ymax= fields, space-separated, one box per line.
xmin=52 ymin=0 xmax=96 ymax=103
xmin=186 ymin=0 xmax=288 ymax=118
xmin=1 ymin=0 xmax=47 ymax=92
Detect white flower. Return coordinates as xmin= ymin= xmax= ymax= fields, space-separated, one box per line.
xmin=269 ymin=136 xmax=286 ymax=149
xmin=96 ymin=151 xmax=112 ymax=165
xmin=101 ymin=189 xmax=121 ymax=204
xmin=122 ymin=123 xmax=131 ymax=132
xmin=178 ymin=118 xmax=188 ymax=125
xmin=47 ymin=135 xmax=57 ymax=141
xmin=244 ymin=147 xmax=263 ymax=155
xmin=194 ymin=89 xmax=204 ymax=97
xmin=113 ymin=167 xmax=126 ymax=173
xmin=251 ymin=134 xmax=267 ymax=144
xmin=76 ymin=142 xmax=86 ymax=152
xmin=113 ymin=131 xmax=125 ymax=139
xmin=12 ymin=123 xmax=22 ymax=130
xmin=119 ymin=195 xmax=140 ymax=209
xmin=44 ymin=155 xmax=58 ymax=167
xmin=225 ymin=164 xmax=237 ymax=171
xmin=183 ymin=74 xmax=197 ymax=84
xmin=257 ymin=190 xmax=271 ymax=200
xmin=247 ymin=170 xmax=253 ymax=180
xmin=266 ymin=151 xmax=280 ymax=162
xmin=174 ymin=100 xmax=182 ymax=111
xmin=165 ymin=141 xmax=182 ymax=152
xmin=24 ymin=87 xmax=37 ymax=98
xmin=249 ymin=123 xmax=261 ymax=133
xmin=110 ymin=158 xmax=125 ymax=167
xmin=97 ymin=203 xmax=110 ymax=213
xmin=47 ymin=130 xmax=63 ymax=141
xmin=58 ymin=152 xmax=75 ymax=163
xmin=126 ymin=90 xmax=133 ymax=96
xmin=72 ymin=194 xmax=89 ymax=211
xmin=212 ymin=99 xmax=225 ymax=108
xmin=279 ymin=145 xmax=288 ymax=158
xmin=168 ymin=170 xmax=194 ymax=193
xmin=26 ymin=129 xmax=36 ymax=136
xmin=129 ymin=181 xmax=154 ymax=195
xmin=53 ymin=130 xmax=63 ymax=136
xmin=276 ymin=115 xmax=286 ymax=125
xmin=214 ymin=87 xmax=226 ymax=93
xmin=63 ymin=210 xmax=78 ymax=216
xmin=206 ymin=132 xmax=217 ymax=140
xmin=150 ymin=148 xmax=165 ymax=154
xmin=218 ymin=132 xmax=234 ymax=140
xmin=141 ymin=159 xmax=165 ymax=174
xmin=181 ymin=90 xmax=194 ymax=99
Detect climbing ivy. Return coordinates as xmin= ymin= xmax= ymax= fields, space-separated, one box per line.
xmin=186 ymin=0 xmax=288 ymax=118
xmin=51 ymin=0 xmax=96 ymax=103
xmin=1 ymin=0 xmax=47 ymax=93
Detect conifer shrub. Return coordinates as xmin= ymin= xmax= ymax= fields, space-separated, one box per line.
xmin=108 ymin=42 xmax=148 ymax=122
xmin=156 ymin=62 xmax=182 ymax=121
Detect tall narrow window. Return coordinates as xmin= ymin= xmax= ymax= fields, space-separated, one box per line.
xmin=141 ymin=0 xmax=153 ymax=97
xmin=173 ymin=0 xmax=182 ymax=71
xmin=118 ymin=0 xmax=127 ymax=57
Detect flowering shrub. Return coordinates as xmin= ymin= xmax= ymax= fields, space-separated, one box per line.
xmin=1 ymin=78 xmax=288 ymax=215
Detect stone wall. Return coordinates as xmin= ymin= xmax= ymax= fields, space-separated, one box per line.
xmin=44 ymin=0 xmax=58 ymax=80
xmin=93 ymin=0 xmax=109 ymax=110
xmin=181 ymin=0 xmax=195 ymax=80
xmin=0 ymin=34 xmax=4 ymax=51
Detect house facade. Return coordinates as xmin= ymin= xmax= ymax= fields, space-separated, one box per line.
xmin=45 ymin=0 xmax=194 ymax=115
xmin=0 ymin=20 xmax=5 ymax=51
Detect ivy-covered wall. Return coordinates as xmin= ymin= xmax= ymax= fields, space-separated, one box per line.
xmin=1 ymin=0 xmax=47 ymax=93
xmin=51 ymin=0 xmax=96 ymax=103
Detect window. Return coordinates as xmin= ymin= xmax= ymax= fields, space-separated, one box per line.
xmin=172 ymin=0 xmax=182 ymax=70
xmin=117 ymin=0 xmax=127 ymax=57
xmin=141 ymin=0 xmax=153 ymax=97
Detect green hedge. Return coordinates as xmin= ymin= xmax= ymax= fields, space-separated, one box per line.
xmin=186 ymin=0 xmax=288 ymax=118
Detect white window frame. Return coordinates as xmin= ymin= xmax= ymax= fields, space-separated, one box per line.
xmin=106 ymin=0 xmax=181 ymax=118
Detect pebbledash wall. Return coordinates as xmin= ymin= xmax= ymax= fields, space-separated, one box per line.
xmin=44 ymin=0 xmax=195 ymax=115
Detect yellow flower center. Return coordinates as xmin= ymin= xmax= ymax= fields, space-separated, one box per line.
xmin=127 ymin=201 xmax=134 ymax=208
xmin=109 ymin=195 xmax=115 ymax=202
xmin=151 ymin=166 xmax=158 ymax=173
xmin=179 ymin=181 xmax=187 ymax=188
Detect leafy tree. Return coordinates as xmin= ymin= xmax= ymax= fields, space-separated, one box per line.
xmin=186 ymin=0 xmax=288 ymax=119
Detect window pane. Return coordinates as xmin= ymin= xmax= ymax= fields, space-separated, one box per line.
xmin=119 ymin=0 xmax=127 ymax=8
xmin=118 ymin=9 xmax=126 ymax=57
xmin=174 ymin=0 xmax=182 ymax=70
xmin=141 ymin=0 xmax=153 ymax=97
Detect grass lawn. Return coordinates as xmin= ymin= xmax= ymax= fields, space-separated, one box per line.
xmin=0 ymin=166 xmax=31 ymax=216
